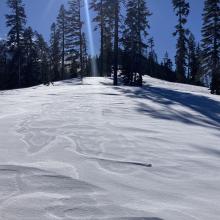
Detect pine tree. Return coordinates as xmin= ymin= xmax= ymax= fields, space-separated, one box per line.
xmin=90 ymin=0 xmax=115 ymax=76
xmin=201 ymin=0 xmax=220 ymax=94
xmin=81 ymin=32 xmax=88 ymax=76
xmin=195 ymin=44 xmax=203 ymax=85
xmin=66 ymin=0 xmax=83 ymax=78
xmin=6 ymin=0 xmax=26 ymax=87
xmin=148 ymin=37 xmax=157 ymax=76
xmin=90 ymin=0 xmax=104 ymax=76
xmin=187 ymin=33 xmax=198 ymax=83
xmin=0 ymin=40 xmax=8 ymax=89
xmin=163 ymin=52 xmax=173 ymax=71
xmin=123 ymin=0 xmax=151 ymax=86
xmin=23 ymin=27 xmax=38 ymax=86
xmin=113 ymin=0 xmax=119 ymax=85
xmin=172 ymin=0 xmax=190 ymax=83
xmin=35 ymin=33 xmax=50 ymax=84
xmin=50 ymin=23 xmax=60 ymax=82
xmin=57 ymin=4 xmax=67 ymax=80
xmin=162 ymin=51 xmax=175 ymax=81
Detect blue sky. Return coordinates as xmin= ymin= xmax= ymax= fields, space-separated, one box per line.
xmin=0 ymin=0 xmax=204 ymax=62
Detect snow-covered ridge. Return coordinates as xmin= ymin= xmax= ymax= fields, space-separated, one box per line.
xmin=0 ymin=76 xmax=220 ymax=220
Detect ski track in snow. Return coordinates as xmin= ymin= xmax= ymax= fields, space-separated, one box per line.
xmin=0 ymin=76 xmax=220 ymax=220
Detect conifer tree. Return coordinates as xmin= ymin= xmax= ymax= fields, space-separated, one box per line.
xmin=23 ymin=27 xmax=38 ymax=86
xmin=57 ymin=4 xmax=67 ymax=80
xmin=163 ymin=52 xmax=173 ymax=71
xmin=187 ymin=33 xmax=198 ymax=83
xmin=90 ymin=0 xmax=104 ymax=76
xmin=66 ymin=0 xmax=83 ymax=78
xmin=148 ymin=37 xmax=158 ymax=74
xmin=90 ymin=0 xmax=115 ymax=76
xmin=195 ymin=44 xmax=203 ymax=85
xmin=0 ymin=40 xmax=8 ymax=89
xmin=172 ymin=0 xmax=190 ymax=83
xmin=113 ymin=0 xmax=119 ymax=85
xmin=162 ymin=51 xmax=175 ymax=81
xmin=35 ymin=33 xmax=50 ymax=84
xmin=123 ymin=0 xmax=151 ymax=86
xmin=6 ymin=0 xmax=26 ymax=87
xmin=50 ymin=23 xmax=60 ymax=82
xmin=201 ymin=0 xmax=220 ymax=94
xmin=81 ymin=32 xmax=88 ymax=76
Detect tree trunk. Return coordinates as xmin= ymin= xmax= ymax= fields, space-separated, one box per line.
xmin=79 ymin=0 xmax=83 ymax=79
xmin=62 ymin=22 xmax=65 ymax=80
xmin=113 ymin=0 xmax=119 ymax=86
xmin=100 ymin=0 xmax=104 ymax=77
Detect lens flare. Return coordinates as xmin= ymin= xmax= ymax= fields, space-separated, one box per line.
xmin=84 ymin=0 xmax=98 ymax=76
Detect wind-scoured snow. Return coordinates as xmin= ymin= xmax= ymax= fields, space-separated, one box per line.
xmin=0 ymin=76 xmax=220 ymax=220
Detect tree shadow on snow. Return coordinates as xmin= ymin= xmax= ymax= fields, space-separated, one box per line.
xmin=113 ymin=84 xmax=220 ymax=130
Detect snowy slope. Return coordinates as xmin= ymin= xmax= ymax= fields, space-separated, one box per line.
xmin=0 ymin=76 xmax=220 ymax=220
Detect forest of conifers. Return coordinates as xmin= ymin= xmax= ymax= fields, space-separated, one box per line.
xmin=0 ymin=0 xmax=220 ymax=94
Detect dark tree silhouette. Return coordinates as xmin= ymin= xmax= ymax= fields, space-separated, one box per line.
xmin=6 ymin=0 xmax=26 ymax=87
xmin=172 ymin=0 xmax=190 ymax=83
xmin=122 ymin=0 xmax=151 ymax=86
xmin=57 ymin=4 xmax=68 ymax=80
xmin=201 ymin=0 xmax=220 ymax=94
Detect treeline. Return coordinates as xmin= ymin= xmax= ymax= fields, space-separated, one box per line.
xmin=91 ymin=0 xmax=220 ymax=92
xmin=0 ymin=0 xmax=90 ymax=90
xmin=0 ymin=0 xmax=220 ymax=95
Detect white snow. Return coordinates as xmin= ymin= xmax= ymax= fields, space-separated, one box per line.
xmin=0 ymin=76 xmax=220 ymax=220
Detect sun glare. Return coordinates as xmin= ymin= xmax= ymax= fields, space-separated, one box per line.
xmin=84 ymin=0 xmax=98 ymax=76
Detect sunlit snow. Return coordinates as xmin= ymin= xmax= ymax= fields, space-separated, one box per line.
xmin=0 ymin=76 xmax=220 ymax=220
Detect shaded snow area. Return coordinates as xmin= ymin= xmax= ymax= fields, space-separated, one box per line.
xmin=0 ymin=76 xmax=220 ymax=220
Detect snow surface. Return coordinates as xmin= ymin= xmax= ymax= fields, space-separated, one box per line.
xmin=0 ymin=76 xmax=220 ymax=220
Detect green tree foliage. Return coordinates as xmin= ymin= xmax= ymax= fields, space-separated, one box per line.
xmin=187 ymin=33 xmax=198 ymax=83
xmin=35 ymin=33 xmax=50 ymax=84
xmin=90 ymin=0 xmax=115 ymax=76
xmin=122 ymin=0 xmax=151 ymax=86
xmin=6 ymin=0 xmax=26 ymax=87
xmin=81 ymin=32 xmax=89 ymax=76
xmin=201 ymin=0 xmax=220 ymax=94
xmin=172 ymin=0 xmax=190 ymax=83
xmin=23 ymin=27 xmax=39 ymax=86
xmin=66 ymin=0 xmax=83 ymax=78
xmin=57 ymin=4 xmax=68 ymax=80
xmin=50 ymin=23 xmax=61 ymax=81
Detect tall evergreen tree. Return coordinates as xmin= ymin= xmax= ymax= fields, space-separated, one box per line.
xmin=90 ymin=0 xmax=115 ymax=76
xmin=57 ymin=4 xmax=67 ymax=80
xmin=35 ymin=33 xmax=50 ymax=84
xmin=50 ymin=23 xmax=60 ymax=81
xmin=81 ymin=32 xmax=88 ymax=76
xmin=66 ymin=0 xmax=83 ymax=78
xmin=23 ymin=27 xmax=38 ymax=86
xmin=6 ymin=0 xmax=26 ymax=87
xmin=163 ymin=51 xmax=173 ymax=71
xmin=113 ymin=0 xmax=119 ymax=85
xmin=195 ymin=43 xmax=203 ymax=85
xmin=90 ymin=0 xmax=104 ymax=76
xmin=162 ymin=51 xmax=175 ymax=81
xmin=201 ymin=0 xmax=220 ymax=94
xmin=148 ymin=37 xmax=157 ymax=76
xmin=0 ymin=40 xmax=8 ymax=89
xmin=123 ymin=0 xmax=151 ymax=86
xmin=187 ymin=33 xmax=198 ymax=83
xmin=172 ymin=0 xmax=190 ymax=83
